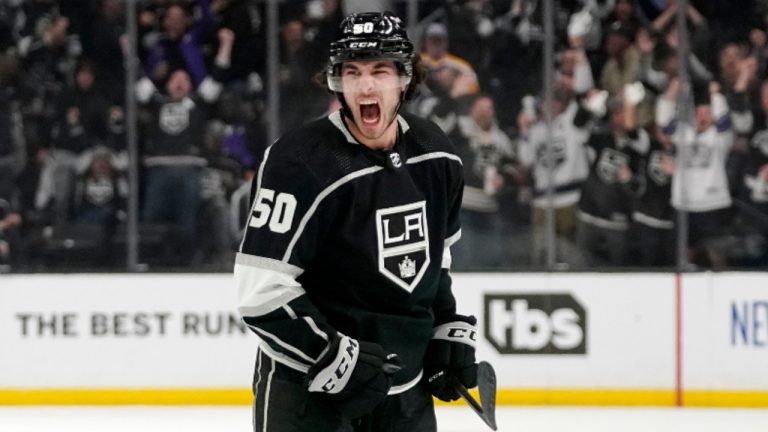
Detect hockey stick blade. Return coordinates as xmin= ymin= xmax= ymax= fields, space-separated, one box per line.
xmin=454 ymin=361 xmax=497 ymax=431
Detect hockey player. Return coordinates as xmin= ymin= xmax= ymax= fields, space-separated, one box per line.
xmin=234 ymin=12 xmax=478 ymax=431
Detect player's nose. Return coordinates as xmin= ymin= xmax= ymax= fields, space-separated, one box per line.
xmin=357 ymin=72 xmax=376 ymax=92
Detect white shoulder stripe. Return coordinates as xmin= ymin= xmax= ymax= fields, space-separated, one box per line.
xmin=282 ymin=165 xmax=383 ymax=262
xmin=239 ymin=144 xmax=274 ymax=252
xmin=406 ymin=151 xmax=463 ymax=166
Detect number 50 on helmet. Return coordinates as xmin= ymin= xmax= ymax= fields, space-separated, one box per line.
xmin=326 ymin=12 xmax=416 ymax=94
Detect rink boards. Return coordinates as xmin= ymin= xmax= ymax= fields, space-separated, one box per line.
xmin=1 ymin=273 xmax=767 ymax=407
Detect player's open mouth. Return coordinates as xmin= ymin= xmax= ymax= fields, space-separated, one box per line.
xmin=359 ymin=99 xmax=380 ymax=125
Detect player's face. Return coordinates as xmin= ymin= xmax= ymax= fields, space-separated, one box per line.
xmin=340 ymin=60 xmax=405 ymax=149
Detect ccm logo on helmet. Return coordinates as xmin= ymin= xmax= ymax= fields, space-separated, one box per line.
xmin=349 ymin=41 xmax=379 ymax=48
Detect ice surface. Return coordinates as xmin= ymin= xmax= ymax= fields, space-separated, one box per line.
xmin=0 ymin=406 xmax=766 ymax=432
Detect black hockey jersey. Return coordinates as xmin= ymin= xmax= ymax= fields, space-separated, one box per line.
xmin=234 ymin=111 xmax=464 ymax=393
xmin=633 ymin=139 xmax=674 ymax=229
xmin=578 ymin=128 xmax=649 ymax=229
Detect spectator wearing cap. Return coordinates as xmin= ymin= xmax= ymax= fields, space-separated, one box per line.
xmin=416 ymin=22 xmax=481 ymax=132
xmin=420 ymin=22 xmax=480 ymax=101
xmin=600 ymin=19 xmax=659 ymax=128
xmin=604 ymin=0 xmax=644 ymax=33
xmin=600 ymin=20 xmax=639 ymax=99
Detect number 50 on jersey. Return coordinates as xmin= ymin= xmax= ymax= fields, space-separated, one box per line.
xmin=249 ymin=188 xmax=297 ymax=234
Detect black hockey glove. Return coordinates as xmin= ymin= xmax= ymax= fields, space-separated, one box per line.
xmin=307 ymin=334 xmax=402 ymax=419
xmin=423 ymin=315 xmax=478 ymax=402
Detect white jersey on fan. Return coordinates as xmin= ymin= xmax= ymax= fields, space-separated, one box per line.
xmin=518 ymin=101 xmax=590 ymax=209
xmin=670 ymin=124 xmax=733 ymax=212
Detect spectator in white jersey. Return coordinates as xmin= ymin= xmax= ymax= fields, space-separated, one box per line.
xmin=656 ymin=79 xmax=738 ymax=268
xmin=517 ymin=84 xmax=593 ymax=268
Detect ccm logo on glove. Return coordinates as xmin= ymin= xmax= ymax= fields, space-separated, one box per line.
xmin=433 ymin=321 xmax=477 ymax=346
xmin=308 ymin=336 xmax=359 ymax=394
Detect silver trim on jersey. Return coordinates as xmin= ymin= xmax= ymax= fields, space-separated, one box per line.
xmin=235 ymin=260 xmax=305 ymax=317
xmin=406 ymin=151 xmax=463 ymax=166
xmin=328 ymin=111 xmax=410 ymax=145
xmin=303 ymin=316 xmax=330 ymax=342
xmin=282 ymin=304 xmax=298 ymax=319
xmin=262 ymin=355 xmax=276 ymax=432
xmin=388 ymin=370 xmax=423 ymax=395
xmin=282 ymin=166 xmax=384 ymax=262
xmin=249 ymin=325 xmax=317 ymax=365
xmin=577 ymin=210 xmax=629 ymax=230
xmin=445 ymin=229 xmax=462 ymax=248
xmin=235 ymin=253 xmax=303 ymax=277
xmin=396 ymin=115 xmax=410 ymax=134
xmin=256 ymin=339 xmax=311 ymax=373
xmin=441 ymin=244 xmax=452 ymax=269
xmin=239 ymin=144 xmax=274 ymax=252
xmin=632 ymin=211 xmax=674 ymax=230
xmin=328 ymin=111 xmax=357 ymax=144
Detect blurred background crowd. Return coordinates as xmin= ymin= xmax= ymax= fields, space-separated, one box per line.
xmin=1 ymin=0 xmax=768 ymax=273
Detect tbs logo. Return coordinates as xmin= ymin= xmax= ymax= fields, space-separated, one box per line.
xmin=484 ymin=294 xmax=587 ymax=355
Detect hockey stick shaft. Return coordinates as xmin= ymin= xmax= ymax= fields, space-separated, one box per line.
xmin=453 ymin=380 xmax=498 ymax=431
xmin=455 ymin=381 xmax=484 ymax=414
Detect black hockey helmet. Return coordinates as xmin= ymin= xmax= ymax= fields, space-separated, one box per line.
xmin=326 ymin=12 xmax=414 ymax=92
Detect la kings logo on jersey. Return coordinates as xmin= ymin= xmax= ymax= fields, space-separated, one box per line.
xmin=375 ymin=201 xmax=430 ymax=293
xmin=535 ymin=135 xmax=566 ymax=169
xmin=159 ymin=99 xmax=193 ymax=135
xmin=597 ymin=148 xmax=629 ymax=184
xmin=648 ymin=150 xmax=671 ymax=185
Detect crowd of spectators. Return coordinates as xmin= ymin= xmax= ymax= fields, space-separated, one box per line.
xmin=1 ymin=0 xmax=768 ymax=272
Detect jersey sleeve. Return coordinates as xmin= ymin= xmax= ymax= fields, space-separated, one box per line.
xmin=433 ymin=154 xmax=464 ymax=325
xmin=234 ymin=143 xmax=338 ymax=373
